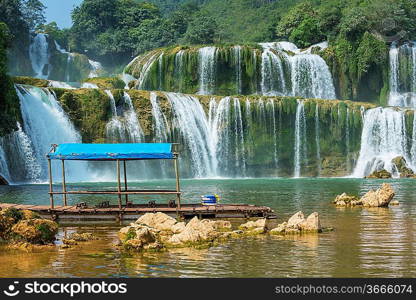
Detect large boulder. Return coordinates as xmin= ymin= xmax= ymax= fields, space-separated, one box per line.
xmin=239 ymin=218 xmax=268 ymax=233
xmin=168 ymin=217 xmax=221 ymax=245
xmin=11 ymin=219 xmax=58 ymax=244
xmin=136 ymin=212 xmax=178 ymax=232
xmin=286 ymin=211 xmax=305 ymax=229
xmin=360 ymin=183 xmax=395 ymax=207
xmin=299 ymin=212 xmax=322 ymax=232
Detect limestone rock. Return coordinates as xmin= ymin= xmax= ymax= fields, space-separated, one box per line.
xmin=390 ymin=200 xmax=400 ymax=206
xmin=239 ymin=218 xmax=268 ymax=231
xmin=136 ymin=212 xmax=178 ymax=232
xmin=69 ymin=232 xmax=97 ymax=241
xmin=392 ymin=156 xmax=415 ymax=178
xmin=171 ymin=222 xmax=186 ymax=234
xmin=286 ymin=211 xmax=305 ymax=229
xmin=270 ymin=222 xmax=287 ymax=235
xmin=333 ymin=193 xmax=361 ymax=206
xmin=62 ymin=238 xmax=78 ymax=245
xmin=299 ymin=212 xmax=322 ymax=232
xmin=212 ymin=220 xmax=232 ymax=231
xmin=360 ymin=183 xmax=395 ymax=207
xmin=168 ymin=217 xmax=219 ymax=245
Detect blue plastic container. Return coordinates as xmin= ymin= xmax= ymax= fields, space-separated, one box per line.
xmin=201 ymin=194 xmax=219 ymax=205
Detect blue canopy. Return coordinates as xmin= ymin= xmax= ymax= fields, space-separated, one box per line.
xmin=47 ymin=143 xmax=175 ymax=160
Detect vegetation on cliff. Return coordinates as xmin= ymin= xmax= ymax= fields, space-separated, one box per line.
xmin=0 ymin=23 xmax=21 ymax=136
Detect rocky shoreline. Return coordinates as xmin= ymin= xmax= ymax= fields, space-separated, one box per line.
xmin=333 ymin=183 xmax=398 ymax=207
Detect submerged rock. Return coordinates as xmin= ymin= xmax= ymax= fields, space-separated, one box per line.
xmin=333 ymin=193 xmax=361 ymax=206
xmin=69 ymin=232 xmax=98 ymax=242
xmin=366 ymin=169 xmax=392 ymax=179
xmin=270 ymin=211 xmax=323 ymax=235
xmin=360 ymin=183 xmax=395 ymax=207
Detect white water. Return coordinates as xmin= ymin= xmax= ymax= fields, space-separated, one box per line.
xmin=48 ymin=81 xmax=75 ymax=89
xmin=165 ymin=92 xmax=216 ymax=177
xmin=198 ymin=47 xmax=217 ymax=95
xmin=88 ymin=60 xmax=103 ymax=78
xmin=81 ymin=83 xmax=99 ymax=89
xmin=315 ymin=104 xmax=321 ymax=176
xmin=29 ymin=33 xmax=50 ymax=79
xmin=150 ymin=92 xmax=169 ymax=142
xmin=105 ymin=91 xmax=144 ymax=143
xmin=15 ymin=85 xmax=86 ymax=182
xmin=353 ymin=107 xmax=414 ymax=178
xmin=259 ymin=42 xmax=335 ymax=99
xmin=234 ymin=46 xmax=243 ymax=94
xmin=0 ymin=143 xmax=10 ymax=182
xmin=388 ymin=42 xmax=416 ymax=107
xmin=294 ymin=100 xmax=307 ymax=177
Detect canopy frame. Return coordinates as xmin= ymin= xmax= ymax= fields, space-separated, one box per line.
xmin=46 ymin=143 xmax=181 ymax=211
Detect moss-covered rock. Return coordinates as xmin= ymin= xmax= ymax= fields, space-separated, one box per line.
xmin=13 ymin=76 xmax=49 ymax=87
xmin=366 ymin=169 xmax=392 ymax=179
xmin=82 ymin=77 xmax=125 ymax=89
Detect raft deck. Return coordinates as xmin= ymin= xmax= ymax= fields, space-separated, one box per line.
xmin=0 ymin=202 xmax=276 ymax=221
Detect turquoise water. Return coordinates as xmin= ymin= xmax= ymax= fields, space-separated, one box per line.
xmin=0 ymin=178 xmax=415 ymax=277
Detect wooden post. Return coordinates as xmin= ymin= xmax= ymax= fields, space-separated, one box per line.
xmin=48 ymin=158 xmax=54 ymax=209
xmin=123 ymin=160 xmax=128 ymax=205
xmin=174 ymin=157 xmax=181 ymax=209
xmin=62 ymin=160 xmax=67 ymax=206
xmin=116 ymin=159 xmax=122 ymax=209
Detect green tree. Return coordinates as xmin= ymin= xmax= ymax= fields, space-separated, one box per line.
xmin=184 ymin=13 xmax=218 ymax=44
xmin=21 ymin=0 xmax=46 ymax=31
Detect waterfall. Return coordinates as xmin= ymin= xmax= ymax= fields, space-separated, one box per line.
xmin=294 ymin=100 xmax=307 ymax=177
xmin=233 ymin=46 xmax=242 ymax=94
xmin=353 ymin=107 xmax=413 ymax=177
xmin=165 ymin=92 xmax=216 ymax=177
xmin=198 ymin=47 xmax=217 ymax=95
xmin=345 ymin=107 xmax=351 ymax=172
xmin=105 ymin=91 xmax=144 ymax=143
xmin=290 ymin=53 xmax=336 ymax=99
xmin=388 ymin=42 xmax=416 ymax=107
xmin=175 ymin=50 xmax=185 ymax=92
xmin=259 ymin=41 xmax=335 ymax=99
xmin=260 ymin=44 xmax=287 ymax=96
xmin=135 ymin=52 xmax=162 ymax=89
xmin=88 ymin=60 xmax=103 ymax=78
xmin=150 ymin=92 xmax=169 ymax=142
xmin=0 ymin=143 xmax=10 ymax=183
xmin=267 ymin=99 xmax=279 ymax=171
xmin=29 ymin=33 xmax=50 ymax=79
xmin=315 ymin=104 xmax=321 ymax=176
xmin=16 ymin=85 xmax=86 ymax=182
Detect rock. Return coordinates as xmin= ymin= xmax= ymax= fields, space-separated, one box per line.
xmin=69 ymin=232 xmax=97 ymax=241
xmin=212 ymin=220 xmax=232 ymax=231
xmin=391 ymin=156 xmax=415 ymax=177
xmin=390 ymin=200 xmax=400 ymax=206
xmin=239 ymin=218 xmax=268 ymax=231
xmin=333 ymin=193 xmax=361 ymax=206
xmin=270 ymin=222 xmax=287 ymax=235
xmin=171 ymin=222 xmax=186 ymax=234
xmin=299 ymin=212 xmax=322 ymax=232
xmin=360 ymin=183 xmax=395 ymax=207
xmin=62 ymin=238 xmax=78 ymax=245
xmin=136 ymin=212 xmax=178 ymax=232
xmin=366 ymin=169 xmax=392 ymax=179
xmin=286 ymin=211 xmax=305 ymax=229
xmin=168 ymin=217 xmax=219 ymax=245
xmin=0 ymin=174 xmax=9 ymax=185
xmin=11 ymin=219 xmax=58 ymax=244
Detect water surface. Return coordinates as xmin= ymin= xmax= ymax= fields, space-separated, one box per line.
xmin=0 ymin=178 xmax=415 ymax=277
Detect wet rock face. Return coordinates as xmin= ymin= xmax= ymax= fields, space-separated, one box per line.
xmin=0 ymin=174 xmax=9 ymax=185
xmin=333 ymin=183 xmax=395 ymax=207
xmin=391 ymin=156 xmax=415 ymax=178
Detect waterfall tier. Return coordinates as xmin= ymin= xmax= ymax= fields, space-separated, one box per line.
xmin=124 ymin=42 xmax=336 ymax=99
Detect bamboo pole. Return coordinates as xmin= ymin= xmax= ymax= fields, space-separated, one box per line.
xmin=174 ymin=157 xmax=181 ymax=209
xmin=62 ymin=160 xmax=67 ymax=206
xmin=117 ymin=159 xmax=122 ymax=209
xmin=48 ymin=159 xmax=54 ymax=209
xmin=123 ymin=160 xmax=128 ymax=205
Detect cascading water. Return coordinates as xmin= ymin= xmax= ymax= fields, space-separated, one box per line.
xmin=15 ymin=85 xmax=86 ymax=182
xmin=233 ymin=46 xmax=243 ymax=94
xmin=150 ymin=92 xmax=169 ymax=142
xmin=198 ymin=47 xmax=217 ymax=95
xmin=29 ymin=33 xmax=50 ymax=79
xmin=388 ymin=42 xmax=416 ymax=107
xmin=105 ymin=91 xmax=144 ymax=143
xmin=353 ymin=107 xmax=414 ymax=178
xmin=165 ymin=92 xmax=217 ymax=177
xmin=294 ymin=100 xmax=307 ymax=177
xmin=88 ymin=60 xmax=103 ymax=78
xmin=315 ymin=104 xmax=321 ymax=176
xmin=260 ymin=44 xmax=288 ymax=96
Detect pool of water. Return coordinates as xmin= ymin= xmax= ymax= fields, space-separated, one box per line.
xmin=0 ymin=178 xmax=415 ymax=277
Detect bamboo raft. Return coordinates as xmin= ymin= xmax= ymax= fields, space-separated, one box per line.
xmin=0 ymin=202 xmax=276 ymax=221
